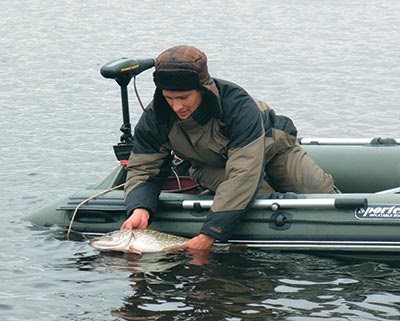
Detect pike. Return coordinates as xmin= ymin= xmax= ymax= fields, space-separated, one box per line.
xmin=89 ymin=229 xmax=188 ymax=254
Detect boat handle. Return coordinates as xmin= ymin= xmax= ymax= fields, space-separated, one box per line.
xmin=182 ymin=198 xmax=368 ymax=211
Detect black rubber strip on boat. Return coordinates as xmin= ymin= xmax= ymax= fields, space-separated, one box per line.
xmin=334 ymin=198 xmax=368 ymax=209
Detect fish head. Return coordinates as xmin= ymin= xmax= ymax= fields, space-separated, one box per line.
xmin=90 ymin=229 xmax=136 ymax=253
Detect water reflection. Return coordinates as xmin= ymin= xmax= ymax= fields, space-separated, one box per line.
xmin=79 ymin=250 xmax=400 ymax=321
xmin=80 ymin=251 xmax=187 ymax=275
xmin=110 ymin=250 xmax=270 ymax=320
xmin=18 ymin=226 xmax=400 ymax=320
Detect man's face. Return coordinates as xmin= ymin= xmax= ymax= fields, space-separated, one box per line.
xmin=162 ymin=89 xmax=203 ymax=119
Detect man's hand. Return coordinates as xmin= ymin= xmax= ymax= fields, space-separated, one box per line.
xmin=185 ymin=233 xmax=215 ymax=251
xmin=185 ymin=234 xmax=215 ymax=265
xmin=120 ymin=208 xmax=150 ymax=230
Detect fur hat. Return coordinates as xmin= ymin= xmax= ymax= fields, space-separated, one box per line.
xmin=153 ymin=45 xmax=219 ymax=96
xmin=152 ymin=45 xmax=221 ymax=123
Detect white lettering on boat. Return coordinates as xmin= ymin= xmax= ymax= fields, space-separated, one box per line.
xmin=355 ymin=205 xmax=400 ymax=219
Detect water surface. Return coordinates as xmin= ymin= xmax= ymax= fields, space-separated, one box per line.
xmin=1 ymin=0 xmax=400 ymax=320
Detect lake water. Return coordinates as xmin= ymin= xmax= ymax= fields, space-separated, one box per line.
xmin=1 ymin=0 xmax=400 ymax=320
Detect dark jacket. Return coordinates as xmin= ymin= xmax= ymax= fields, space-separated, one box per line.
xmin=124 ymin=78 xmax=297 ymax=241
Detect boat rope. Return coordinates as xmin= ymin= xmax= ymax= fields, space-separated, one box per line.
xmin=65 ymin=183 xmax=126 ymax=240
xmin=169 ymin=152 xmax=185 ymax=190
xmin=375 ymin=186 xmax=400 ymax=194
xmin=170 ymin=167 xmax=182 ymax=190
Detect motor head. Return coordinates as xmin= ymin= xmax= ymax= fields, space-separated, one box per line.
xmin=100 ymin=57 xmax=155 ymax=86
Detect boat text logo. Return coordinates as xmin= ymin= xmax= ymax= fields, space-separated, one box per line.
xmin=355 ymin=205 xmax=400 ymax=220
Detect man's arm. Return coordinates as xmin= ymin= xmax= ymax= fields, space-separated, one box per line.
xmin=198 ymin=95 xmax=267 ymax=242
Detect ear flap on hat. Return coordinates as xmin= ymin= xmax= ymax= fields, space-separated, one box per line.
xmin=152 ymin=88 xmax=176 ymax=124
xmin=201 ymin=89 xmax=222 ymax=119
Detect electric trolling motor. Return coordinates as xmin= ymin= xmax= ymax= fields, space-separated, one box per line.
xmin=100 ymin=57 xmax=155 ymax=160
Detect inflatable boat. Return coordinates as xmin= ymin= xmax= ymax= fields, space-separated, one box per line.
xmin=24 ymin=58 xmax=400 ymax=253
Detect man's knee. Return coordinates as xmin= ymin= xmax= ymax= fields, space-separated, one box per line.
xmin=189 ymin=166 xmax=226 ymax=191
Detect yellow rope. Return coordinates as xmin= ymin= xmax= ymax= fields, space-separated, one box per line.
xmin=65 ymin=183 xmax=125 ymax=240
xmin=66 ymin=154 xmax=186 ymax=239
xmin=170 ymin=166 xmax=182 ymax=190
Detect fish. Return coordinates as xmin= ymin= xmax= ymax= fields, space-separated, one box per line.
xmin=89 ymin=229 xmax=188 ymax=254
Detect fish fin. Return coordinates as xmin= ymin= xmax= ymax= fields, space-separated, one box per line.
xmin=126 ymin=246 xmax=142 ymax=255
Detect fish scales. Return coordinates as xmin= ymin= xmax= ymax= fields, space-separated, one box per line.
xmin=90 ymin=229 xmax=188 ymax=254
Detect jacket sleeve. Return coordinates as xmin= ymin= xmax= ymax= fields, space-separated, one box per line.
xmin=200 ymin=93 xmax=267 ymax=241
xmin=124 ymin=108 xmax=172 ymax=217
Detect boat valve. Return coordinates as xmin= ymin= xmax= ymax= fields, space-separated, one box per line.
xmin=270 ymin=212 xmax=293 ymax=230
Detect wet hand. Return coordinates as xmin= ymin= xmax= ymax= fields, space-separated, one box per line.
xmin=185 ymin=234 xmax=215 ymax=265
xmin=185 ymin=233 xmax=215 ymax=251
xmin=120 ymin=208 xmax=150 ymax=230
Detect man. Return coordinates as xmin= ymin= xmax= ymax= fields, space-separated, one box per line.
xmin=121 ymin=45 xmax=335 ymax=250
